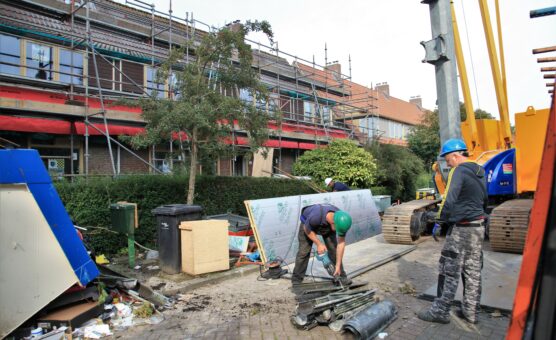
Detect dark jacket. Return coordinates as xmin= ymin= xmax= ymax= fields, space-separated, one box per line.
xmin=300 ymin=204 xmax=339 ymax=234
xmin=438 ymin=161 xmax=488 ymax=224
xmin=332 ymin=182 xmax=350 ymax=191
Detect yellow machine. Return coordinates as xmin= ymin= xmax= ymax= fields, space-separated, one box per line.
xmin=383 ymin=0 xmax=550 ymax=253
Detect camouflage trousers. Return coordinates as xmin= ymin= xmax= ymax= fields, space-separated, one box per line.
xmin=430 ymin=225 xmax=484 ymax=322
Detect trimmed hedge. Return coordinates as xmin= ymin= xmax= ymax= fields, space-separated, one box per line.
xmin=55 ymin=175 xmax=313 ymax=254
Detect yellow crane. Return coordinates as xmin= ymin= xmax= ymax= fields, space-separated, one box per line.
xmin=382 ymin=0 xmax=551 ymax=253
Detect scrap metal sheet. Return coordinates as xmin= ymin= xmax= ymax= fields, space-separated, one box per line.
xmin=245 ymin=189 xmax=382 ymax=264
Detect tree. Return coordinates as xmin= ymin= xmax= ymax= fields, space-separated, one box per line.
xmin=408 ymin=103 xmax=495 ymax=165
xmin=407 ymin=109 xmax=440 ymax=166
xmin=460 ymin=102 xmax=494 ymax=121
xmin=126 ymin=21 xmax=274 ymax=204
xmin=366 ymin=142 xmax=426 ymax=202
xmin=292 ymin=139 xmax=377 ymax=188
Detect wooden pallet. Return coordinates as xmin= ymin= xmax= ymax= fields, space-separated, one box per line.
xmin=382 ymin=199 xmax=440 ymax=245
xmin=489 ymin=199 xmax=533 ymax=254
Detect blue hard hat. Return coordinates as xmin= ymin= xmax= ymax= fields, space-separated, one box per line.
xmin=439 ymin=138 xmax=467 ymax=157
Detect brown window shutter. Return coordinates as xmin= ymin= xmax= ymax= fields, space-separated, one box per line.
xmin=121 ymin=61 xmax=144 ymax=93
xmin=88 ymin=55 xmax=113 ymax=89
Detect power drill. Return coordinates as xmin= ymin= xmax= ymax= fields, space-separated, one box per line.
xmin=315 ymin=251 xmax=336 ymax=277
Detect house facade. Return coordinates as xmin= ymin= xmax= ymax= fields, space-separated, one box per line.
xmin=0 ymin=0 xmax=424 ymax=179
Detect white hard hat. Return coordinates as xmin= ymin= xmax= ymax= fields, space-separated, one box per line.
xmin=325 ymin=178 xmax=333 ymax=186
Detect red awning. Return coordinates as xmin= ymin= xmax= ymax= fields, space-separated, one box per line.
xmin=0 ymin=115 xmax=145 ymax=136
xmin=263 ymin=139 xmax=298 ymax=148
xmin=74 ymin=122 xmax=144 ymax=136
xmin=0 ymin=115 xmax=71 ymax=134
xmin=299 ymin=142 xmax=318 ymax=150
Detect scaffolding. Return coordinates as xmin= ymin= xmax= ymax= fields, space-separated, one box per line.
xmin=0 ymin=0 xmax=382 ymax=177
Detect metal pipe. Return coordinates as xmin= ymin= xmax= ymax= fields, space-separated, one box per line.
xmin=530 ymin=6 xmax=556 ymax=18
xmin=89 ymin=39 xmax=117 ymax=176
xmin=342 ymin=300 xmax=397 ymax=339
xmin=84 ymin=0 xmax=90 ymax=177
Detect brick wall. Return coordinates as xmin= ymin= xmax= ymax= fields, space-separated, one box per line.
xmin=88 ymin=145 xmax=150 ymax=174
xmin=119 ymin=147 xmax=150 ymax=173
xmin=88 ymin=145 xmax=113 ymax=174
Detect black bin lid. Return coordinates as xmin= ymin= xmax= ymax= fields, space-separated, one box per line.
xmin=152 ymin=204 xmax=203 ymax=216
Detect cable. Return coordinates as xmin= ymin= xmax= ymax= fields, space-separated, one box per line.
xmin=83 ymin=225 xmax=155 ymax=251
xmin=461 ymin=0 xmax=482 ymax=109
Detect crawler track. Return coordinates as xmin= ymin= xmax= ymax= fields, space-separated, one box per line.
xmin=382 ymin=199 xmax=440 ymax=244
xmin=489 ymin=199 xmax=533 ymax=253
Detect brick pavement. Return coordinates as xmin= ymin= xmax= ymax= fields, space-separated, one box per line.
xmin=116 ymin=238 xmax=510 ymax=339
xmin=117 ymin=294 xmax=509 ymax=339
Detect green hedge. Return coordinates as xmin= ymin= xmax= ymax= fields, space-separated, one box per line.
xmin=55 ymin=175 xmax=313 ymax=254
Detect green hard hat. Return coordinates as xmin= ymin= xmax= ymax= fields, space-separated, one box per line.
xmin=334 ymin=210 xmax=352 ymax=236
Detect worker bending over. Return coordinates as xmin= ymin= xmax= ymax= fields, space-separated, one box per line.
xmin=324 ymin=178 xmax=350 ymax=192
xmin=418 ymin=138 xmax=488 ymax=325
xmin=292 ymin=203 xmax=352 ymax=286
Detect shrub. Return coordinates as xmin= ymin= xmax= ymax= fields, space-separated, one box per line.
xmin=292 ymin=139 xmax=378 ymax=188
xmin=55 ymin=175 xmax=313 ymax=254
xmin=366 ymin=142 xmax=428 ymax=202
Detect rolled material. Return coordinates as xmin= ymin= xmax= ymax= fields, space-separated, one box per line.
xmin=342 ymin=300 xmax=397 ymax=339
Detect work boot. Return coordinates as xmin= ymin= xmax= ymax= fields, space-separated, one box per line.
xmin=455 ymin=308 xmax=478 ymax=324
xmin=417 ymin=309 xmax=450 ymax=324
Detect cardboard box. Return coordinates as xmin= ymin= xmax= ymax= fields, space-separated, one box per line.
xmin=37 ymin=301 xmax=103 ymax=331
xmin=179 ymin=220 xmax=229 ymax=275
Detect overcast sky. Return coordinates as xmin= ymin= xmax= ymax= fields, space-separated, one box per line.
xmin=124 ymin=0 xmax=555 ymax=122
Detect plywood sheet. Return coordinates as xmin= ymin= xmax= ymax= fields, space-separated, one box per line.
xmin=421 ymin=250 xmax=522 ymax=312
xmin=251 ymin=148 xmax=274 ymax=177
xmin=180 ymin=220 xmax=229 ymax=275
xmin=0 ymin=185 xmax=78 ymax=338
xmin=245 ymin=189 xmax=382 ymax=264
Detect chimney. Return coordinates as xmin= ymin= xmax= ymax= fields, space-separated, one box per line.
xmin=228 ymin=21 xmax=243 ymax=33
xmin=409 ymin=96 xmax=422 ymax=109
xmin=325 ymin=62 xmax=341 ymax=77
xmin=376 ymin=82 xmax=389 ymax=96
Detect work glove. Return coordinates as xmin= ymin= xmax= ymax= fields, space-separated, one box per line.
xmin=432 ymin=223 xmax=441 ymax=242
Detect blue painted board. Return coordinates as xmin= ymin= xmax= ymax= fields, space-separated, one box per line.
xmin=0 ymin=149 xmax=99 ymax=285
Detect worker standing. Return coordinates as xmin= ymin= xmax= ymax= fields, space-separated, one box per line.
xmin=418 ymin=138 xmax=488 ymax=325
xmin=291 ymin=203 xmax=353 ymax=286
xmin=324 ymin=178 xmax=350 ymax=192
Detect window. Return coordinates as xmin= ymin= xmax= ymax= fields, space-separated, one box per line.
xmin=268 ymin=93 xmax=279 ymax=116
xmin=239 ymin=88 xmax=253 ymax=103
xmin=322 ymin=106 xmax=331 ymax=126
xmin=388 ymin=121 xmax=405 ymax=139
xmin=0 ymin=34 xmax=20 ymax=76
xmin=146 ymin=66 xmax=164 ymax=98
xmin=303 ymin=101 xmax=314 ymax=122
xmin=26 ymin=42 xmax=53 ymax=80
xmin=59 ymin=49 xmax=83 ymax=84
xmin=169 ymin=72 xmax=181 ymax=99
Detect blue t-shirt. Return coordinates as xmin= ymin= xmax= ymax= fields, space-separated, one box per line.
xmin=300 ymin=204 xmax=339 ymax=233
xmin=333 ymin=182 xmax=350 ymax=191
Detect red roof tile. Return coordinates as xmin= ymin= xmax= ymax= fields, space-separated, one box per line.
xmin=295 ymin=62 xmax=425 ymax=125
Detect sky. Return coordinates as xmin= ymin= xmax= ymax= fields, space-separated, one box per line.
xmin=121 ymin=0 xmax=555 ymax=123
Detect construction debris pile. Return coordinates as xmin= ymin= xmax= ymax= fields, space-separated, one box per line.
xmin=290 ymin=281 xmax=397 ymax=338
xmin=7 ymin=260 xmax=172 ymax=340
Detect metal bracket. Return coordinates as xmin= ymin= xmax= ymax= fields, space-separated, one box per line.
xmin=421 ymin=35 xmax=448 ymax=64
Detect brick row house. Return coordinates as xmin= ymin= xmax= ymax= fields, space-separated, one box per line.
xmin=0 ymin=0 xmax=425 ymax=178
